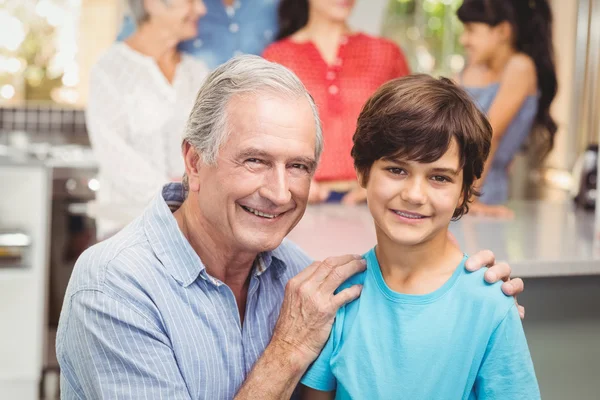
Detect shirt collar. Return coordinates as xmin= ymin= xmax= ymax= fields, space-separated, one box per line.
xmin=144 ymin=183 xmax=286 ymax=287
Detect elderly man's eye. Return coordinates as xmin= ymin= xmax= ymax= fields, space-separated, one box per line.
xmin=246 ymin=158 xmax=262 ymax=164
xmin=292 ymin=163 xmax=308 ymax=171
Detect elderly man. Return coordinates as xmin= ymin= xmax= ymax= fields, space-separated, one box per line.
xmin=57 ymin=56 xmax=524 ymax=399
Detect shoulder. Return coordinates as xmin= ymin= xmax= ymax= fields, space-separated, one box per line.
xmin=502 ymin=53 xmax=537 ymax=85
xmin=333 ymin=249 xmax=372 ymax=294
xmin=67 ymin=218 xmax=154 ymax=294
xmin=180 ymin=54 xmax=210 ymax=84
xmin=354 ymin=33 xmax=403 ymax=54
xmin=91 ymin=43 xmax=130 ymax=76
xmin=262 ymin=39 xmax=296 ymax=61
xmin=458 ymin=267 xmax=515 ymax=321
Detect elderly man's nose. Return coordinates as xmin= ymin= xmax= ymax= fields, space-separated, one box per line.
xmin=261 ymin=168 xmax=292 ymax=205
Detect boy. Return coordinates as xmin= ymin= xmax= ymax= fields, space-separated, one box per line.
xmin=300 ymin=75 xmax=539 ymax=399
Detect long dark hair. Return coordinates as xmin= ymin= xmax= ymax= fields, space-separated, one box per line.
xmin=276 ymin=0 xmax=309 ymax=40
xmin=457 ymin=0 xmax=558 ymax=158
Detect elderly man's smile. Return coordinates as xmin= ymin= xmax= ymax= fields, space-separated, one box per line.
xmin=238 ymin=203 xmax=291 ymax=220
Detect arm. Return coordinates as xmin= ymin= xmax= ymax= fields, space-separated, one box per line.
xmin=235 ymin=255 xmax=366 ymax=399
xmin=477 ymin=55 xmax=537 ymax=187
xmin=87 ymin=68 xmax=169 ymax=204
xmin=474 ymin=305 xmax=540 ymax=399
xmin=57 ymin=290 xmax=192 ymax=399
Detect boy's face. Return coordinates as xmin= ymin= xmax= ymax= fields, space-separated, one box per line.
xmin=362 ymin=139 xmax=463 ymax=248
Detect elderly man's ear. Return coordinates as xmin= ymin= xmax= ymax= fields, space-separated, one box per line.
xmin=182 ymin=141 xmax=202 ymax=192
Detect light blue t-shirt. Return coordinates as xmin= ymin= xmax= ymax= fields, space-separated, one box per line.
xmin=301 ymin=248 xmax=540 ymax=400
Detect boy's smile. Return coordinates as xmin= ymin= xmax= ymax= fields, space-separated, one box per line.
xmin=363 ymin=139 xmax=464 ymax=249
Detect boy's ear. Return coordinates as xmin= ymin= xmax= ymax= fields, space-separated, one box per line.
xmin=356 ymin=169 xmax=367 ymax=188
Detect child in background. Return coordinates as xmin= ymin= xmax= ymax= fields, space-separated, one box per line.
xmin=457 ymin=0 xmax=557 ymax=217
xmin=300 ymin=75 xmax=539 ymax=400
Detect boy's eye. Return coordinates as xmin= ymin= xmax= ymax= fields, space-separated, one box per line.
xmin=431 ymin=175 xmax=451 ymax=183
xmin=386 ymin=167 xmax=406 ymax=175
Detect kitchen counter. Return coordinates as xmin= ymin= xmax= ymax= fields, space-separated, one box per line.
xmin=287 ymin=200 xmax=599 ymax=278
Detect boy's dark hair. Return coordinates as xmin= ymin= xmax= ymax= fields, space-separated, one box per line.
xmin=351 ymin=74 xmax=492 ymax=220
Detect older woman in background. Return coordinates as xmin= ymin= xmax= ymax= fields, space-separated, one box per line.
xmin=263 ymin=0 xmax=410 ymax=205
xmin=87 ymin=0 xmax=208 ymax=238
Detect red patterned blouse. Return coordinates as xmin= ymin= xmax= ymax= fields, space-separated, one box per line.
xmin=263 ymin=33 xmax=410 ymax=182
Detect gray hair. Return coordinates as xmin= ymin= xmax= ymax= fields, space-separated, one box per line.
xmin=127 ymin=0 xmax=169 ymax=25
xmin=183 ymin=55 xmax=323 ymax=167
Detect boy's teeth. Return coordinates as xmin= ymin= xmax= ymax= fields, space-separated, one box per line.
xmin=244 ymin=206 xmax=277 ymax=219
xmin=395 ymin=211 xmax=424 ymax=219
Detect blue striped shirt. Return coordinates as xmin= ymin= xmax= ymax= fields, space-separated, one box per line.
xmin=56 ymin=183 xmax=313 ymax=399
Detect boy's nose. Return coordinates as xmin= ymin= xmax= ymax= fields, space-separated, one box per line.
xmin=401 ymin=178 xmax=427 ymax=205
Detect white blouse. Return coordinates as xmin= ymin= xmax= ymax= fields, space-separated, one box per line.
xmin=86 ymin=43 xmax=208 ymax=238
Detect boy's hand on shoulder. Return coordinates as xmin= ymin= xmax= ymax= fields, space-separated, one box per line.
xmin=465 ymin=250 xmax=526 ymax=319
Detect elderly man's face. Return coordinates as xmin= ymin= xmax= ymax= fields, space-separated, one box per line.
xmin=187 ymin=93 xmax=317 ymax=255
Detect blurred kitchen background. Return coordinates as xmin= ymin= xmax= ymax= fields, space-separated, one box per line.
xmin=0 ymin=0 xmax=599 ymax=399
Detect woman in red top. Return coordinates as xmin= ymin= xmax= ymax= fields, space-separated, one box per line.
xmin=263 ymin=0 xmax=410 ymax=204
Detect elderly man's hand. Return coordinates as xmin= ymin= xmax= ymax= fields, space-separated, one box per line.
xmin=465 ymin=250 xmax=526 ymax=319
xmin=271 ymin=255 xmax=366 ymax=368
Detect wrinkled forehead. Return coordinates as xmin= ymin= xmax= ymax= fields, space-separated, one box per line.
xmin=221 ymin=93 xmax=317 ymax=159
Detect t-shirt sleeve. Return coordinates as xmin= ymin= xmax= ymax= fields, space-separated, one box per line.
xmin=474 ymin=305 xmax=541 ymax=399
xmin=300 ymin=323 xmax=337 ymax=392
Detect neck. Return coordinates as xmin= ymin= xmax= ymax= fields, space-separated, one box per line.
xmin=125 ymin=21 xmax=179 ymax=64
xmin=488 ymin=44 xmax=517 ymax=75
xmin=173 ymin=199 xmax=256 ymax=289
xmin=298 ymin=12 xmax=350 ymax=44
xmin=375 ymin=227 xmax=460 ymax=284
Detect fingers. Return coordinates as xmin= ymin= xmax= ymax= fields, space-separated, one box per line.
xmin=308 ymin=254 xmax=364 ymax=285
xmin=292 ymin=260 xmax=323 ymax=283
xmin=465 ymin=249 xmax=495 ymax=271
xmin=320 ymin=258 xmax=367 ymax=292
xmin=517 ymin=305 xmax=525 ymax=319
xmin=501 ymin=277 xmax=524 ymax=296
xmin=332 ymin=284 xmax=363 ymax=308
xmin=484 ymin=261 xmax=511 ymax=283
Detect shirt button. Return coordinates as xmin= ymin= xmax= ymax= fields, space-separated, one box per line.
xmin=328 ymin=85 xmax=339 ymax=95
xmin=193 ymin=39 xmax=203 ymax=48
xmin=335 ymin=58 xmax=343 ymax=66
xmin=229 ymin=23 xmax=239 ymax=33
xmin=326 ymin=71 xmax=336 ymax=80
xmin=225 ymin=6 xmax=235 ymax=17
